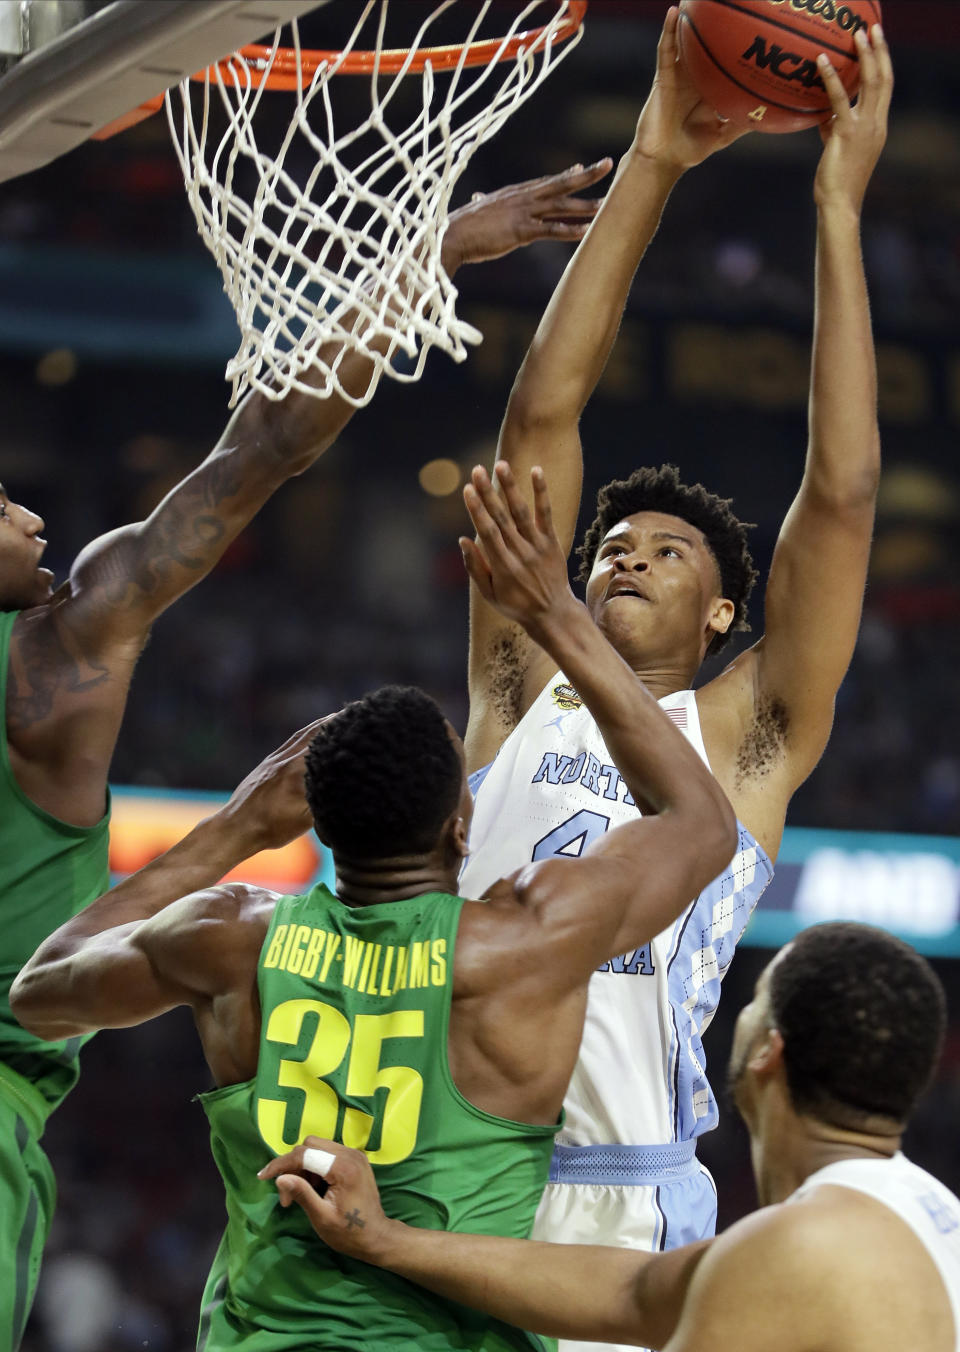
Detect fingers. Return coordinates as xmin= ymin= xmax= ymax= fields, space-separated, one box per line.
xmin=258 ymin=1135 xmax=343 ymax=1181
xmin=270 ymin=718 xmax=329 ymax=758
xmin=538 ymin=196 xmax=603 ymax=221
xmin=818 ymin=20 xmax=891 ymax=140
xmin=536 ymin=159 xmax=612 ymax=199
xmin=857 ymin=23 xmax=892 ymax=122
xmin=816 ymin=51 xmax=852 ymax=123
xmin=463 ymin=465 xmax=517 ymax=561
xmin=275 ymin=1172 xmax=325 ymax=1214
xmin=530 ymin=466 xmax=555 ymax=540
xmin=656 ymin=6 xmax=680 ymax=71
xmin=459 ymin=535 xmax=494 ymax=603
xmin=850 ymin=25 xmax=876 ymax=117
xmin=540 ymin=222 xmax=592 ymax=243
xmin=494 ymin=462 xmax=537 ymax=543
xmin=870 ymin=24 xmax=893 ymax=113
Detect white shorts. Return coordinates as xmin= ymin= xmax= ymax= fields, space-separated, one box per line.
xmin=533 ymin=1141 xmax=717 ymax=1352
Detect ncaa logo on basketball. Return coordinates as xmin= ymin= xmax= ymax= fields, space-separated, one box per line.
xmin=551 ymin=683 xmax=582 ymax=712
xmin=741 ymin=36 xmax=825 ymax=88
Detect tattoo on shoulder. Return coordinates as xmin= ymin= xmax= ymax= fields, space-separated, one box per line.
xmin=484 ymin=632 xmax=528 ymax=732
xmin=7 ymin=616 xmax=109 ymax=732
xmin=735 ymin=696 xmax=789 ymax=788
xmin=93 ymin=465 xmax=243 ymax=611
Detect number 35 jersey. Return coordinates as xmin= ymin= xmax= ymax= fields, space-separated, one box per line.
xmin=459 ymin=676 xmax=774 ymax=1148
xmin=197 ymin=884 xmax=557 ymax=1352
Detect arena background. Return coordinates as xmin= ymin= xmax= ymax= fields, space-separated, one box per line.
xmin=3 ymin=1 xmax=958 ymax=1347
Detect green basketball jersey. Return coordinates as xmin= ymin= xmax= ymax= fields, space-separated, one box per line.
xmin=0 ymin=610 xmax=110 ymax=1118
xmin=197 ymin=883 xmax=558 ymax=1352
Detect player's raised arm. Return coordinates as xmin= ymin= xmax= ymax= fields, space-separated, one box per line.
xmin=4 ymin=167 xmax=604 ymax=815
xmin=738 ymin=26 xmax=891 ymax=798
xmin=9 ymin=720 xmax=317 ymax=1040
xmin=466 ymin=6 xmax=749 ymax=772
xmin=53 ymin=163 xmax=609 ymax=658
xmin=461 ymin=462 xmax=736 ymax=957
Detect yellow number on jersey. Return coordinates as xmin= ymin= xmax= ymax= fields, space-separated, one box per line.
xmin=257 ymin=999 xmax=425 ymax=1166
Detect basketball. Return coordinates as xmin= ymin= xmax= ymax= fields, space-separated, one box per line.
xmin=677 ymin=0 xmax=882 ymax=134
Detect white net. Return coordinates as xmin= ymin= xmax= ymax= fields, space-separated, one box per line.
xmin=165 ymin=0 xmax=584 ymax=407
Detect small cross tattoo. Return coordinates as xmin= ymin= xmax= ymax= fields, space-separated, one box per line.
xmin=345 ymin=1208 xmax=366 ymax=1230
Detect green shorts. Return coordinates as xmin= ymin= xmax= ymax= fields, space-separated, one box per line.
xmin=0 ymin=1063 xmax=55 ymax=1352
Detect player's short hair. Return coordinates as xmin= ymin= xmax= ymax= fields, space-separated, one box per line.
xmin=304 ymin=685 xmax=462 ymax=860
xmin=770 ymin=923 xmax=947 ymax=1129
xmin=576 ymin=464 xmax=757 ymax=654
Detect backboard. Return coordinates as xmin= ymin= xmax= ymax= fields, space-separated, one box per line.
xmin=0 ymin=0 xmax=327 ymax=183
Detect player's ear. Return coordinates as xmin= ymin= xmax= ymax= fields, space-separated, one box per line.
xmin=452 ymin=815 xmax=470 ymax=860
xmin=707 ymin=596 xmax=735 ymax=637
xmin=748 ymin=1027 xmax=785 ymax=1078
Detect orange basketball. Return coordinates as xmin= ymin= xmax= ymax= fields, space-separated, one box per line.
xmin=677 ymin=0 xmax=881 ymax=134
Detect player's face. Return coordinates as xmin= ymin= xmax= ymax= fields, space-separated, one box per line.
xmin=726 ymin=951 xmax=785 ymax=1118
xmin=583 ymin=511 xmax=728 ymax=667
xmin=0 ymin=485 xmax=54 ymax=609
xmin=445 ymin=721 xmax=474 ymax=841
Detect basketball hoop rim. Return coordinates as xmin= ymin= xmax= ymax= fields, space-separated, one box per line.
xmin=91 ymin=1 xmax=586 ymax=145
xmin=205 ymin=0 xmax=587 ymax=89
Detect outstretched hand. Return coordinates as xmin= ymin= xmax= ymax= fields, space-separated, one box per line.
xmin=634 ymin=6 xmax=751 ymax=171
xmin=258 ymin=1137 xmax=396 ymax=1264
xmin=460 ymin=462 xmax=580 ymax=638
xmin=443 ymin=160 xmax=612 ymax=269
xmin=217 ymin=719 xmax=325 ymax=855
xmin=814 ymin=23 xmax=892 ymax=211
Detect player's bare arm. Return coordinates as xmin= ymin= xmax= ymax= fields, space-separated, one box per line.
xmin=261 ymin=1145 xmax=951 ymax=1352
xmin=259 ymin=1136 xmax=710 ymax=1348
xmin=10 ymin=720 xmax=317 ymax=1057
xmin=4 ymin=164 xmax=607 ymax=824
xmin=454 ymin=463 xmax=735 ymax=1121
xmin=465 ymin=6 xmax=748 ymax=773
xmin=698 ymin=25 xmax=892 ymax=859
xmin=460 ymin=463 xmax=735 ymax=941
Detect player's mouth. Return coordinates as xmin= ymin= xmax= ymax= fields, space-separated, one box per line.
xmin=605 ymin=581 xmax=652 ymax=604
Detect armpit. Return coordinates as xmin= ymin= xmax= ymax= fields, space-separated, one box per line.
xmin=483 ymin=631 xmax=529 ymax=732
xmin=735 ymin=696 xmax=789 ymax=787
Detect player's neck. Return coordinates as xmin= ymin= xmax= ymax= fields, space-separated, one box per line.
xmin=755 ymin=1112 xmax=902 ymax=1206
xmin=624 ymin=658 xmax=697 ymax=701
xmin=333 ymin=853 xmax=460 ymax=907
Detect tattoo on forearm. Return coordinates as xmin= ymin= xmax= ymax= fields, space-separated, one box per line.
xmin=200 ymin=450 xmax=246 ymax=510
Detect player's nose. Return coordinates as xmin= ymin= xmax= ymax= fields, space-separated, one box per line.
xmin=17 ymin=503 xmax=45 ymax=534
xmin=613 ymin=551 xmax=648 ymax=573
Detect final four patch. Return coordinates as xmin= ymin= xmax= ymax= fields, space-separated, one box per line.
xmin=551 ymin=682 xmax=582 ymax=711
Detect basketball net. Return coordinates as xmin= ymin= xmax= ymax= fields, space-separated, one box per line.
xmin=165 ymin=1 xmax=586 ymax=407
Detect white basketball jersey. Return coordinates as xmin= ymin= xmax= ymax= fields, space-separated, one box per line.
xmin=792 ymin=1154 xmax=960 ymax=1350
xmin=460 ymin=674 xmax=773 ymax=1147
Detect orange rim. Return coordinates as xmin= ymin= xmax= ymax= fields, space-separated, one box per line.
xmin=201 ymin=1 xmax=587 ymax=89
xmin=91 ymin=2 xmax=587 ymax=140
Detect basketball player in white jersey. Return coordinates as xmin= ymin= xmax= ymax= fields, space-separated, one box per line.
xmin=264 ymin=921 xmax=960 ymax=1352
xmin=455 ymin=11 xmax=893 ymax=1333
